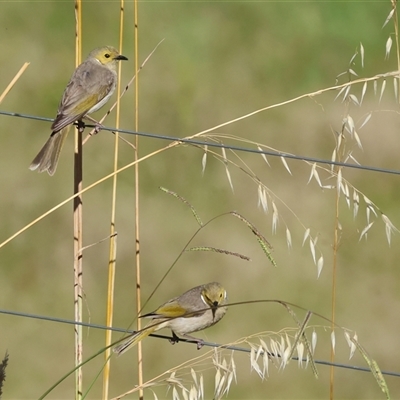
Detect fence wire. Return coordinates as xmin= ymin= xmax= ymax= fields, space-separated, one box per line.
xmin=2 ymin=109 xmax=400 ymax=176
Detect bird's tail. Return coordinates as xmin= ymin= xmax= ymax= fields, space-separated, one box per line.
xmin=29 ymin=126 xmax=70 ymax=176
xmin=113 ymin=326 xmax=157 ymax=356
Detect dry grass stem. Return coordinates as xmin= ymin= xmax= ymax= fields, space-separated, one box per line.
xmin=0 ymin=62 xmax=30 ymax=104
xmin=73 ymin=2 xmax=83 ymax=399
xmin=102 ymin=1 xmax=126 ymax=396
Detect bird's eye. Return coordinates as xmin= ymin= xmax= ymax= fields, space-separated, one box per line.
xmin=105 ymin=53 xmax=111 ymax=58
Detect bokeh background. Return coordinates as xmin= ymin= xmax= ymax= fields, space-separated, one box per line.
xmin=1 ymin=1 xmax=400 ymax=399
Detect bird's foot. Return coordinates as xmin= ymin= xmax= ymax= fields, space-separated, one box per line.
xmin=170 ymin=332 xmax=204 ymax=349
xmin=196 ymin=339 xmax=204 ymax=350
xmin=94 ymin=122 xmax=104 ymax=135
xmin=84 ymin=115 xmax=103 ymax=135
xmin=169 ymin=331 xmax=180 ymax=345
xmin=77 ymin=120 xmax=86 ymax=133
xmin=183 ymin=333 xmax=204 ymax=350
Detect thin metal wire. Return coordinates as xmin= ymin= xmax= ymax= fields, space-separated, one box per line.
xmin=1 ymin=307 xmax=399 ymax=378
xmin=2 ymin=109 xmax=400 ymax=176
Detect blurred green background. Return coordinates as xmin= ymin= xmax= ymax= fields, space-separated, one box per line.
xmin=1 ymin=1 xmax=400 ymax=398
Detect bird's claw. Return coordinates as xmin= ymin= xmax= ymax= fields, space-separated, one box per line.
xmin=169 ymin=332 xmax=180 ymax=345
xmin=169 ymin=332 xmax=204 ymax=349
xmin=77 ymin=120 xmax=86 ymax=133
xmin=196 ymin=340 xmax=204 ymax=350
xmin=94 ymin=123 xmax=103 ymax=134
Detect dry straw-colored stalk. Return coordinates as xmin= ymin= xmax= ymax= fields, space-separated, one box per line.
xmin=0 ymin=62 xmax=30 ymax=104
xmin=133 ymin=0 xmax=144 ymax=396
xmin=73 ymin=2 xmax=83 ymax=399
xmin=102 ymin=0 xmax=126 ymax=397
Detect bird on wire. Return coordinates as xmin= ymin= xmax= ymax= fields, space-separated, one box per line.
xmin=29 ymin=46 xmax=128 ymax=176
xmin=113 ymin=282 xmax=228 ymax=356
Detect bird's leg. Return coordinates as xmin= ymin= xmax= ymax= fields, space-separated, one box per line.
xmin=84 ymin=115 xmax=103 ymax=134
xmin=183 ymin=333 xmax=205 ymax=350
xmin=169 ymin=331 xmax=204 ymax=349
xmin=169 ymin=331 xmax=180 ymax=345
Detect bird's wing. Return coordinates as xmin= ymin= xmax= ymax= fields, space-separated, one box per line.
xmin=142 ymin=295 xmax=207 ymax=320
xmin=142 ymin=303 xmax=188 ymax=319
xmin=51 ymin=61 xmax=115 ymax=132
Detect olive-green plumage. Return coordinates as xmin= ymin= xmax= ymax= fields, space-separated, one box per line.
xmin=113 ymin=282 xmax=228 ymax=356
xmin=30 ymin=46 xmax=128 ymax=175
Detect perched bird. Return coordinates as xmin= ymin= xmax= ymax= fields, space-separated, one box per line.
xmin=29 ymin=46 xmax=128 ymax=175
xmin=113 ymin=282 xmax=228 ymax=356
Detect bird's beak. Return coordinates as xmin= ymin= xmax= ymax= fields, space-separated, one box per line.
xmin=114 ymin=54 xmax=128 ymax=61
xmin=211 ymin=301 xmax=219 ymax=320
